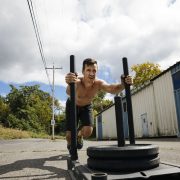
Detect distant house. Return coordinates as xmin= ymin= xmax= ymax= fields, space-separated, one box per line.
xmin=96 ymin=61 xmax=180 ymax=140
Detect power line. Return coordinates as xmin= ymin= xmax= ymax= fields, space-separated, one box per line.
xmin=27 ymin=1 xmax=64 ymax=139
xmin=27 ymin=0 xmax=53 ymax=92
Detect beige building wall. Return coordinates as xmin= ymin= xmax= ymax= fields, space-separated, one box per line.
xmin=132 ymin=84 xmax=158 ymax=137
xmin=153 ymin=71 xmax=178 ymax=136
xmin=96 ymin=70 xmax=179 ymax=139
xmin=101 ymin=105 xmax=117 ymax=139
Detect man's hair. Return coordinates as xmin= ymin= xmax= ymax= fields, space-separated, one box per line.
xmin=82 ymin=58 xmax=97 ymax=71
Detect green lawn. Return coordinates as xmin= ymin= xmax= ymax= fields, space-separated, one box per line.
xmin=0 ymin=125 xmax=64 ymax=140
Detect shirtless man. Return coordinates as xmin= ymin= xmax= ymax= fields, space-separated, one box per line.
xmin=65 ymin=58 xmax=133 ymax=152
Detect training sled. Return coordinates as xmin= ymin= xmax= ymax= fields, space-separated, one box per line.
xmin=67 ymin=158 xmax=180 ymax=180
xmin=67 ymin=55 xmax=180 ymax=179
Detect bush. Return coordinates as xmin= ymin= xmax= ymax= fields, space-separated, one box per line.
xmin=7 ymin=114 xmax=21 ymax=129
xmin=6 ymin=114 xmax=43 ymax=133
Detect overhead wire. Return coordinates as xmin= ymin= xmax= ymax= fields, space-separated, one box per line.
xmin=26 ymin=0 xmax=53 ymax=92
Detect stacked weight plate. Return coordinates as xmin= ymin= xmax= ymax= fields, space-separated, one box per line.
xmin=87 ymin=144 xmax=160 ymax=171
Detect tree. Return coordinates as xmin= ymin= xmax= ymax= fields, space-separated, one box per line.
xmin=5 ymin=85 xmax=61 ymax=133
xmin=92 ymin=90 xmax=113 ymax=115
xmin=131 ymin=62 xmax=162 ymax=89
xmin=55 ymin=110 xmax=66 ymax=135
xmin=0 ymin=96 xmax=10 ymax=126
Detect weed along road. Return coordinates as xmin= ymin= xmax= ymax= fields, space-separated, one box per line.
xmin=0 ymin=138 xmax=180 ymax=179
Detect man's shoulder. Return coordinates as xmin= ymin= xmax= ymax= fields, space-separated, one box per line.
xmin=95 ymin=78 xmax=105 ymax=82
xmin=95 ymin=78 xmax=107 ymax=84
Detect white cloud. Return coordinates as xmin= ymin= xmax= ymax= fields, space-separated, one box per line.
xmin=104 ymin=93 xmax=114 ymax=100
xmin=59 ymin=100 xmax=66 ymax=108
xmin=0 ymin=93 xmax=7 ymax=97
xmin=0 ymin=0 xmax=180 ymax=88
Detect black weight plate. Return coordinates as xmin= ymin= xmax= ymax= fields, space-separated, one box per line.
xmin=87 ymin=156 xmax=160 ymax=171
xmin=87 ymin=144 xmax=159 ymax=159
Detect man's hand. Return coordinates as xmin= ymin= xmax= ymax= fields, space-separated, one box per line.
xmin=65 ymin=72 xmax=78 ymax=84
xmin=121 ymin=75 xmax=133 ymax=86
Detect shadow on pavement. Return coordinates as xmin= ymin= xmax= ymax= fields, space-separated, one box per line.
xmin=0 ymin=154 xmax=70 ymax=179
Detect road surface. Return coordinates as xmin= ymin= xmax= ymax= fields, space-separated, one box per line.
xmin=0 ymin=138 xmax=180 ymax=179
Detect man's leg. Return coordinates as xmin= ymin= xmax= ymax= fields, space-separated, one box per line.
xmin=78 ymin=126 xmax=93 ymax=138
xmin=66 ymin=130 xmax=71 ymax=145
xmin=77 ymin=103 xmax=94 ymax=149
xmin=66 ymin=131 xmax=72 ymax=153
xmin=66 ymin=126 xmax=93 ymax=147
xmin=77 ymin=126 xmax=93 ymax=149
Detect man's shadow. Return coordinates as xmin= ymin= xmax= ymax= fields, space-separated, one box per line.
xmin=0 ymin=154 xmax=70 ymax=179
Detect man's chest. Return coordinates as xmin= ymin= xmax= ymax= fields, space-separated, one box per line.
xmin=76 ymin=85 xmax=98 ymax=99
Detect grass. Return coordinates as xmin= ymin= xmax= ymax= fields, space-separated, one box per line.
xmin=0 ymin=125 xmax=65 ymax=140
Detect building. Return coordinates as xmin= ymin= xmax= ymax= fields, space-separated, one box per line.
xmin=96 ymin=61 xmax=180 ymax=140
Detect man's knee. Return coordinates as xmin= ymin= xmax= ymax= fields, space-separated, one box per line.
xmin=81 ymin=126 xmax=93 ymax=138
xmin=66 ymin=131 xmax=71 ymax=141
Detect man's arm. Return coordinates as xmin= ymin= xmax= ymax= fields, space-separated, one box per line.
xmin=66 ymin=85 xmax=70 ymax=95
xmin=100 ymin=80 xmax=125 ymax=94
xmin=99 ymin=75 xmax=133 ymax=94
xmin=65 ymin=72 xmax=81 ymax=95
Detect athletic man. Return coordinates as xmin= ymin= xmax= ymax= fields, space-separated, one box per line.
xmin=65 ymin=58 xmax=133 ymax=152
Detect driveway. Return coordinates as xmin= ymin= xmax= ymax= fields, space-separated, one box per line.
xmin=0 ymin=138 xmax=180 ymax=179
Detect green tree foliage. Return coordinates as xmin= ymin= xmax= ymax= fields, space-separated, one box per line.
xmin=131 ymin=62 xmax=162 ymax=89
xmin=92 ymin=90 xmax=113 ymax=115
xmin=4 ymin=85 xmax=60 ymax=133
xmin=0 ymin=96 xmax=10 ymax=126
xmin=55 ymin=110 xmax=66 ymax=135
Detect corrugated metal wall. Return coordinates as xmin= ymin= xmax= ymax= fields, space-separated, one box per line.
xmin=153 ymin=71 xmax=178 ymax=136
xmin=101 ymin=105 xmax=117 ymax=139
xmin=132 ymin=71 xmax=178 ymax=137
xmin=96 ymin=65 xmax=179 ymax=139
xmin=131 ymin=84 xmax=158 ymax=137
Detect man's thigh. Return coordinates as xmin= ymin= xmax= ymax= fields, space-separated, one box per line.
xmin=79 ymin=105 xmax=93 ymax=127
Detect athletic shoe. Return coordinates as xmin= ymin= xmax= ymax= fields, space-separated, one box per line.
xmin=77 ymin=136 xmax=83 ymax=149
xmin=67 ymin=144 xmax=71 ymax=154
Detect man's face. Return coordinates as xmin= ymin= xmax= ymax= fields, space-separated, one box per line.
xmin=82 ymin=64 xmax=98 ymax=81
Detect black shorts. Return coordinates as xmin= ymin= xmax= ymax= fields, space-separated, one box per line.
xmin=65 ymin=98 xmax=93 ymax=131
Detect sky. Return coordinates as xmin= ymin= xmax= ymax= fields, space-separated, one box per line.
xmin=0 ymin=0 xmax=180 ymax=107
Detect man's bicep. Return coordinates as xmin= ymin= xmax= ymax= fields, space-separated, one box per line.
xmin=99 ymin=81 xmax=111 ymax=92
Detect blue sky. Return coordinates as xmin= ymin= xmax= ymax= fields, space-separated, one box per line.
xmin=0 ymin=65 xmax=115 ymax=106
xmin=0 ymin=81 xmax=66 ymax=100
xmin=0 ymin=0 xmax=179 ymax=106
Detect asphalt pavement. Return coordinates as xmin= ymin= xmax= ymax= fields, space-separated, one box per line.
xmin=0 ymin=138 xmax=180 ymax=180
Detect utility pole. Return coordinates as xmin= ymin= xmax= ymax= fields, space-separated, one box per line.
xmin=46 ymin=63 xmax=62 ymax=140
